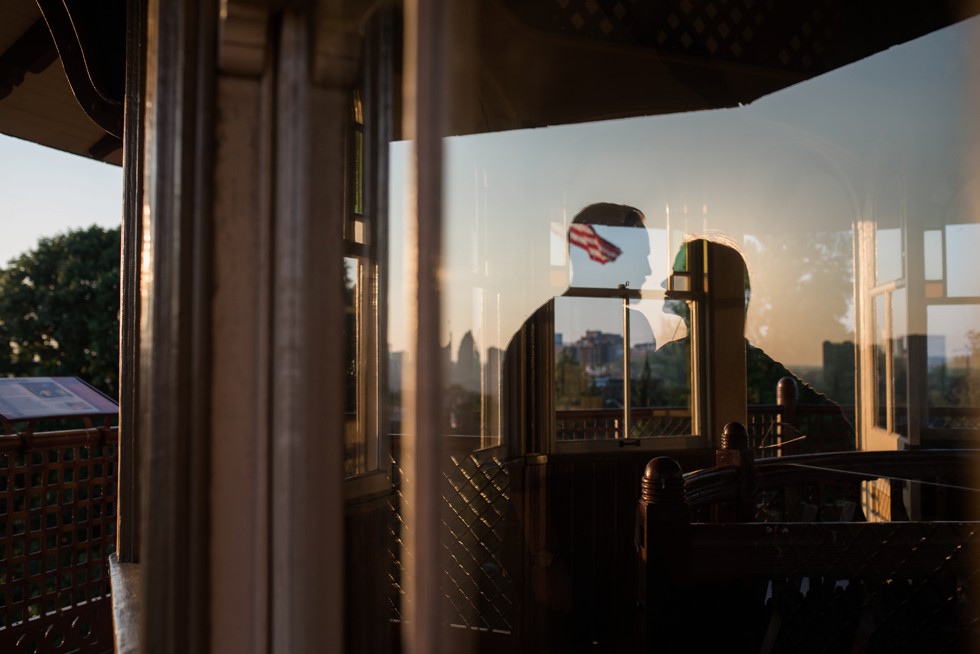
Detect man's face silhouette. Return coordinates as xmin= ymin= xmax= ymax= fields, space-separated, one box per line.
xmin=661 ymin=239 xmax=750 ymax=331
xmin=568 ymin=224 xmax=652 ymax=290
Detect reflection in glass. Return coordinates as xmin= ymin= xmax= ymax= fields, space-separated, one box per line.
xmin=369 ymin=8 xmax=980 ymax=654
xmin=443 ymin=326 xmax=504 ymax=446
xmin=344 ymin=256 xmax=379 ymax=476
xmin=927 ymin=305 xmax=980 ymax=421
xmin=873 ymin=289 xmax=908 ymax=437
xmin=924 ymin=229 xmax=943 ymax=281
xmin=742 ymin=230 xmax=854 ymax=399
xmin=893 ymin=289 xmax=909 ymax=437
xmin=555 ymin=298 xmax=627 ymax=411
xmin=386 ymin=16 xmax=980 ymax=454
xmin=873 ymin=294 xmax=889 ymax=431
xmin=554 ymin=297 xmax=692 ymax=439
xmin=946 ymin=224 xmax=980 ymax=297
xmin=876 ymin=228 xmax=903 ymax=285
xmin=565 ymin=224 xmax=664 ymax=291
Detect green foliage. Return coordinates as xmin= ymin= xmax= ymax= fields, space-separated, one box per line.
xmin=931 ymin=330 xmax=980 ymax=408
xmin=0 ymin=225 xmax=120 ymax=397
xmin=555 ymin=348 xmax=603 ymax=409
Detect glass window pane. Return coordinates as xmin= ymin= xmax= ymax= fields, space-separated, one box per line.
xmin=377 ymin=9 xmax=980 ymax=653
xmin=344 ymin=257 xmax=361 ymax=475
xmin=343 ymin=255 xmax=379 ymax=476
xmin=876 ymin=228 xmax=903 ymax=285
xmin=872 ymin=290 xmax=908 ymax=437
xmin=873 ymin=294 xmax=888 ymax=431
xmin=927 ymin=305 xmax=980 ymax=424
xmin=566 ymin=225 xmax=668 ymax=291
xmin=555 ymin=298 xmax=624 ymax=412
xmin=742 ymin=230 xmax=854 ymax=406
xmin=924 ymin=229 xmax=943 ymax=281
xmin=629 ymin=297 xmax=694 ymax=438
xmin=388 ymin=17 xmax=980 ymax=458
xmin=554 ymin=296 xmax=693 ymax=440
xmin=946 ymin=224 xmax=980 ymax=297
xmin=893 ymin=289 xmax=909 ymax=438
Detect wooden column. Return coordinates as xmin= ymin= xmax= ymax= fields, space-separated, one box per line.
xmin=701 ymin=240 xmax=748 ymax=446
xmin=117 ymin=0 xmax=147 ymax=565
xmin=139 ymin=0 xmax=216 ymax=651
xmin=209 ymin=4 xmax=273 ymax=652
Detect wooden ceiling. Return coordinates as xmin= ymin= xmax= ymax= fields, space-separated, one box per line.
xmin=470 ymin=0 xmax=980 ymax=133
xmin=1 ymin=0 xmax=978 ymax=163
xmin=0 ymin=0 xmax=123 ymax=165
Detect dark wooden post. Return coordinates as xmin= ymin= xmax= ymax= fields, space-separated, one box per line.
xmin=716 ymin=421 xmax=754 ymax=522
xmin=777 ymin=376 xmax=798 ymax=457
xmin=713 ymin=423 xmax=764 ymax=650
xmin=637 ymin=457 xmax=690 ymax=653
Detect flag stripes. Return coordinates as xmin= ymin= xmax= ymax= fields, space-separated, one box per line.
xmin=568 ymin=223 xmax=622 ymax=264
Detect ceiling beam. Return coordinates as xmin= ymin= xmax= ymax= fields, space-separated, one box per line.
xmin=89 ymin=132 xmax=123 ymax=161
xmin=37 ymin=0 xmax=125 ymax=138
xmin=0 ymin=19 xmax=57 ymax=100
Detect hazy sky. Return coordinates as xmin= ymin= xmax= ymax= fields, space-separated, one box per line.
xmin=0 ymin=134 xmax=122 ymax=266
xmin=3 ymin=17 xmax=976 ymax=374
xmin=389 ymin=15 xmax=980 ymax=369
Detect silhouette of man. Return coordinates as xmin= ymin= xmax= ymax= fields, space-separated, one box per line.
xmin=502 ymin=202 xmax=654 ymax=628
xmin=505 ymin=202 xmax=654 ymax=453
xmin=651 ymin=237 xmax=854 ymax=450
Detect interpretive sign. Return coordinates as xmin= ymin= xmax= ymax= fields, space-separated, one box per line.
xmin=0 ymin=377 xmax=118 ymax=421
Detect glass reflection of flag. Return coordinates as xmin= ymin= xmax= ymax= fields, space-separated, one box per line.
xmin=569 ymin=223 xmax=622 ymax=264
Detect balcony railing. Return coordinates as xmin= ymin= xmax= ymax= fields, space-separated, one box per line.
xmin=557 ymin=404 xmax=857 ymax=454
xmin=0 ymin=426 xmax=117 ymax=654
xmin=638 ymin=448 xmax=980 ymax=652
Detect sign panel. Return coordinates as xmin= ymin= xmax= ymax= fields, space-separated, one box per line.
xmin=0 ymin=377 xmax=118 ymax=421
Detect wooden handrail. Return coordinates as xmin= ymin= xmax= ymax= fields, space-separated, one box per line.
xmin=637 ymin=444 xmax=980 ymax=653
xmin=0 ymin=426 xmax=119 ymax=452
xmin=684 ymin=448 xmax=980 ymax=509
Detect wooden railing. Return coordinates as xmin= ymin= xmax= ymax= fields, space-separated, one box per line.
xmin=0 ymin=427 xmax=117 ymax=654
xmin=556 ymin=403 xmax=857 ymax=452
xmin=637 ymin=440 xmax=980 ymax=653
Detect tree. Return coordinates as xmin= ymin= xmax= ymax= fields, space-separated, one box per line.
xmin=0 ymin=225 xmax=120 ymax=397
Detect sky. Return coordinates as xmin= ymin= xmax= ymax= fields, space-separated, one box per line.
xmin=387 ymin=15 xmax=980 ymax=369
xmin=2 ymin=17 xmax=977 ymax=374
xmin=0 ymin=134 xmax=123 ymax=267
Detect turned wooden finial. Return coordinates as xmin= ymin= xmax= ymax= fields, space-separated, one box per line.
xmin=641 ymin=457 xmax=685 ymax=505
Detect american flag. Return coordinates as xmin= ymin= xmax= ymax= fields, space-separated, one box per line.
xmin=568 ymin=223 xmax=622 ymax=264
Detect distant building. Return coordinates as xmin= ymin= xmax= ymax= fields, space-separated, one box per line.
xmin=574 ymin=330 xmax=623 ymax=371
xmin=821 ymin=340 xmax=855 ymax=404
xmin=389 ymin=351 xmax=403 ymax=394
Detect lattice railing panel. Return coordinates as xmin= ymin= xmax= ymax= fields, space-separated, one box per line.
xmin=557 ymin=407 xmax=693 ymax=440
xmin=745 ymin=522 xmax=980 ymax=653
xmin=385 ymin=456 xmax=407 ymax=623
xmin=928 ymin=407 xmax=980 ymax=431
xmin=629 ymin=413 xmax=693 ymax=439
xmin=0 ymin=428 xmax=117 ymax=653
xmin=386 ymin=450 xmax=514 ymax=634
xmin=441 ymin=453 xmax=512 ymax=633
